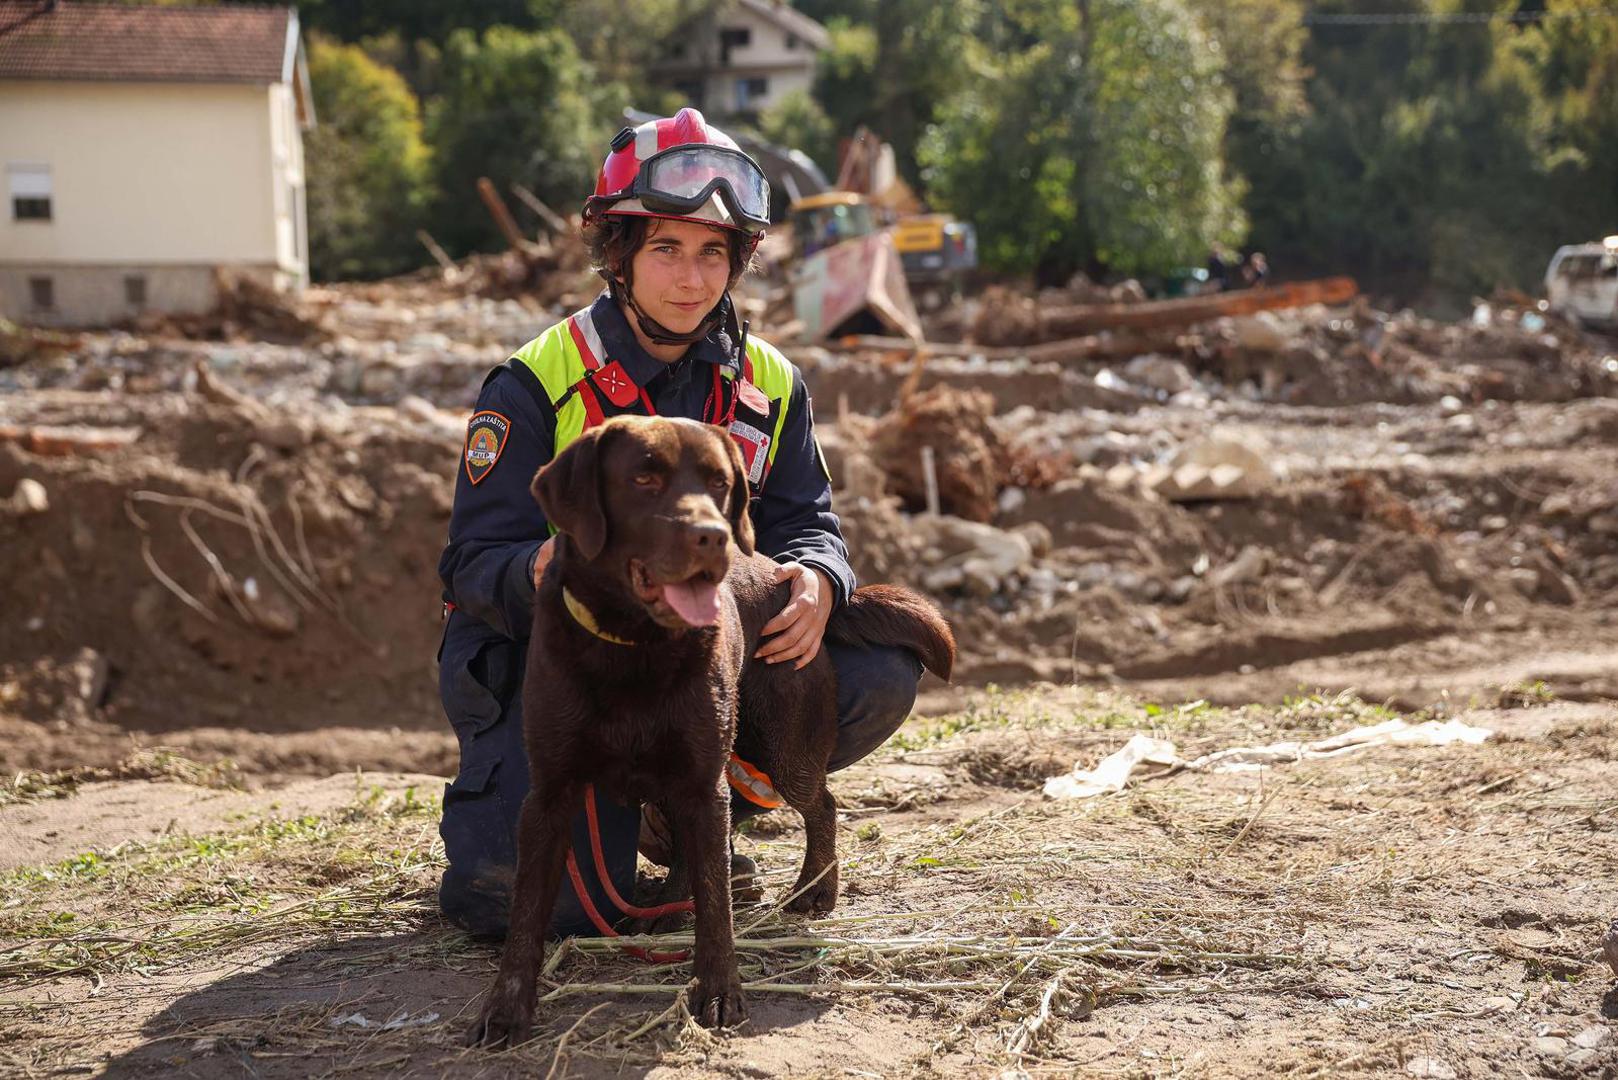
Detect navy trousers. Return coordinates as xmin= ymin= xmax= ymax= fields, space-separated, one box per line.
xmin=437 ymin=633 xmax=923 ymax=938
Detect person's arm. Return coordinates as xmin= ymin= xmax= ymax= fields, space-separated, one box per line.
xmin=436 ymin=370 xmax=555 ymax=640
xmin=749 ymin=372 xmax=856 ymax=608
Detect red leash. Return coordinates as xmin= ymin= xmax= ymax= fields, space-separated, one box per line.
xmin=565 ymin=783 xmax=693 ymax=963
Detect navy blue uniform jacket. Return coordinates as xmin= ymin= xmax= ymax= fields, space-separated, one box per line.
xmin=436 ymin=293 xmax=856 ymax=735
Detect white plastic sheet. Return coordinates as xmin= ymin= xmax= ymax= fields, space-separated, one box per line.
xmin=1043 ymin=718 xmax=1492 ymax=799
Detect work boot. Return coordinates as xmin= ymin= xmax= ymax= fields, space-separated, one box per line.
xmin=639 ymin=803 xmax=764 ymax=902
xmin=730 ymin=852 xmax=764 ymax=904
xmin=638 ymin=802 xmax=673 ymax=868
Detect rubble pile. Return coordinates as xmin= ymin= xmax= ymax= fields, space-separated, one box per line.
xmin=0 ymin=380 xmax=457 ymax=739
xmin=1 ymin=262 xmax=1616 ymax=757
xmin=866 ymin=385 xmax=1006 ymax=522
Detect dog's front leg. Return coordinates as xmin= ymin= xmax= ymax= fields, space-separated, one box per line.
xmin=675 ymin=774 xmax=747 ymax=1028
xmin=465 ymin=780 xmax=579 ymax=1049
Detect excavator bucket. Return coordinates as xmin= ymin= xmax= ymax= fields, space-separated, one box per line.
xmin=792 ymin=229 xmax=923 ymax=343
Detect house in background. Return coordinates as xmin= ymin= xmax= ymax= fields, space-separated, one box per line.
xmin=655 ymin=0 xmax=829 ymax=118
xmin=0 ymin=0 xmax=312 ymax=327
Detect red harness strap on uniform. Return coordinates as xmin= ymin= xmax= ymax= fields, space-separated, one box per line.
xmin=565 ymin=783 xmax=693 ymax=963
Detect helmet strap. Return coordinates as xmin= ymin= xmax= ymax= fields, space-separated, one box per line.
xmin=610 ymin=266 xmax=725 ymax=347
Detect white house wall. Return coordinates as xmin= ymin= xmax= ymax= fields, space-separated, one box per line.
xmin=0 ymin=80 xmax=305 ymax=324
xmin=0 ymin=81 xmax=282 ymax=265
xmin=710 ymin=6 xmax=817 ymax=112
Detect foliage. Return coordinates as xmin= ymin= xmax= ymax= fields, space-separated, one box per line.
xmin=755 ymin=89 xmax=838 ymax=178
xmin=424 ymin=26 xmax=616 ymax=255
xmin=303 ymin=37 xmax=434 ymax=281
xmin=919 ymin=0 xmax=1244 ymax=283
xmin=811 ymin=1 xmax=982 ymax=187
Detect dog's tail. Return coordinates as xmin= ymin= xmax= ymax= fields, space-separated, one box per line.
xmin=827 ymin=585 xmax=956 ymax=681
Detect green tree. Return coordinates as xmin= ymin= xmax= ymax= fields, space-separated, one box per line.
xmin=425 ymin=26 xmax=618 ymax=255
xmin=304 ymin=36 xmax=433 ymax=280
xmin=920 ymin=0 xmax=1244 ymax=282
xmin=1271 ymin=0 xmax=1577 ymax=301
xmin=811 ymin=1 xmax=981 ymax=186
xmin=1188 ymin=0 xmax=1310 ymax=264
xmin=755 ymin=89 xmax=837 ymax=177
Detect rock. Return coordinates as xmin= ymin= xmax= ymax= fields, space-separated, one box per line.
xmin=1534 ymin=1036 xmax=1570 ymax=1055
xmin=915 ymin=516 xmax=1033 ymax=595
xmin=1150 ymin=435 xmax=1277 ymax=501
xmin=1123 ymin=354 xmax=1195 ymax=394
xmin=1573 ymin=1026 xmax=1610 ymax=1050
xmin=1404 ymin=1057 xmax=1456 ymax=1079
xmin=1012 ymin=521 xmax=1053 ymax=558
xmin=1228 ymin=311 xmax=1289 ymax=352
xmin=1209 ymin=546 xmax=1269 ymax=589
xmin=2 ymin=477 xmax=48 ymax=516
xmin=1529 ymin=555 xmax=1582 ymax=606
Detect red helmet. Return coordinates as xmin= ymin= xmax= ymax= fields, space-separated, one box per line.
xmin=585 ymin=108 xmax=770 ymax=242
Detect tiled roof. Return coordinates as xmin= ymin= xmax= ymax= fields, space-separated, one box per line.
xmin=0 ymin=1 xmax=296 ymax=84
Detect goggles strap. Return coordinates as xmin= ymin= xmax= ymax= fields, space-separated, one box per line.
xmin=610 ymin=270 xmax=725 ymax=347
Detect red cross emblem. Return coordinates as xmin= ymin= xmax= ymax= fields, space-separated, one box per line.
xmin=592 ymin=361 xmax=638 ymax=406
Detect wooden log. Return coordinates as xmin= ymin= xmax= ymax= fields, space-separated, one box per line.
xmin=977 ymin=276 xmax=1360 ymax=345
xmin=476 ymin=177 xmax=529 ymax=253
xmin=509 ymin=183 xmax=571 ymax=237
xmin=415 ymin=229 xmax=457 ymax=273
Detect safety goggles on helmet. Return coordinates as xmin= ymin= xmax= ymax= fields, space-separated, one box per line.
xmin=626 ymin=144 xmax=771 ymax=233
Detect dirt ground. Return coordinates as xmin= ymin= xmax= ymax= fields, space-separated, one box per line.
xmin=2 ymin=687 xmax=1615 ymax=1078
xmin=2 ymin=274 xmax=1616 ymax=1076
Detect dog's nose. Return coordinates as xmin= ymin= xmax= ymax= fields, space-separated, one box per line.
xmin=686 ymin=521 xmax=729 ymax=550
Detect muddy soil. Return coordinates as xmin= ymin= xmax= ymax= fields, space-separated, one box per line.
xmin=2 ymin=688 xmax=1614 ymax=1077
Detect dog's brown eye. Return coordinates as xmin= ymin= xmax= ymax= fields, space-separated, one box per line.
xmin=633 ymin=473 xmax=658 ymax=488
xmin=707 ymin=475 xmax=728 ymax=492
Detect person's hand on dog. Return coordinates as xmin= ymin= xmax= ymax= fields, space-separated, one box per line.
xmin=756 ymin=562 xmax=833 ymax=668
xmin=531 ymin=536 xmax=557 ymax=589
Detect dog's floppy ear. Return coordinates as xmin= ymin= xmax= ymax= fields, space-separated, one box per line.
xmin=532 ymin=426 xmax=610 ymax=559
xmin=722 ymin=434 xmax=756 ymax=556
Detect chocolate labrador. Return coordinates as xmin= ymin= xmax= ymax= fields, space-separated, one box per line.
xmin=465 ymin=415 xmax=954 ymax=1047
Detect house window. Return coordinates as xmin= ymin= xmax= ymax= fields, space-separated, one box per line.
xmin=29 ymin=277 xmax=54 ymax=311
xmin=125 ymin=275 xmax=147 ymax=307
xmin=735 ymin=76 xmax=769 ymax=111
xmin=9 ymin=163 xmax=52 ymax=221
xmin=719 ymin=25 xmax=750 ymax=64
xmin=786 ymin=32 xmax=799 ymax=49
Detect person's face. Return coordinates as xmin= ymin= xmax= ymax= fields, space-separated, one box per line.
xmin=624 ymin=218 xmax=733 ymax=335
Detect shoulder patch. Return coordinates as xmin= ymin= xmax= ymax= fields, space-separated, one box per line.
xmin=464 ymin=410 xmax=511 ymax=486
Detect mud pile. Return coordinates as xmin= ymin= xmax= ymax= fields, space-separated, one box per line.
xmin=0 ymin=378 xmax=457 ymax=751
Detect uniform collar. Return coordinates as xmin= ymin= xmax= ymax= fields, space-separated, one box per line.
xmin=587 ymin=291 xmax=740 ymax=389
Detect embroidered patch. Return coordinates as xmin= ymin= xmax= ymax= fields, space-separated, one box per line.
xmin=728 ymin=419 xmax=771 ymax=486
xmin=736 ymin=378 xmax=769 ymax=415
xmin=464 ymin=410 xmax=510 ymax=486
xmin=592 ymin=360 xmax=639 ymax=407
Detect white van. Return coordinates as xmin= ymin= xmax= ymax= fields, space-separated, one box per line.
xmin=1545 ymin=236 xmax=1618 ymax=330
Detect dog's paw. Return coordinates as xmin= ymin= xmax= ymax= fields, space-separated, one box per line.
xmin=464 ymin=993 xmax=534 ymax=1049
xmin=784 ymin=866 xmax=839 ymax=915
xmin=690 ymin=977 xmax=748 ymax=1029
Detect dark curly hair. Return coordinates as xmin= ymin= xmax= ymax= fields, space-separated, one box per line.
xmin=581 ymin=215 xmax=755 ymax=288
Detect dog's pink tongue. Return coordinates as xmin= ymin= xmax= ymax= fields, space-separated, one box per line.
xmin=662 ymin=578 xmax=720 ymax=626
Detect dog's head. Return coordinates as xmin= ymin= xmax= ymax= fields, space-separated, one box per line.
xmin=532 ymin=416 xmax=754 ymax=631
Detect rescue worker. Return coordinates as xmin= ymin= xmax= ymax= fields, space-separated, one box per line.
xmin=436 ymin=108 xmax=924 ymax=938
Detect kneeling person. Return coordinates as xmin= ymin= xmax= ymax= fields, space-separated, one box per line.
xmin=435 ymin=108 xmax=925 ymax=937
